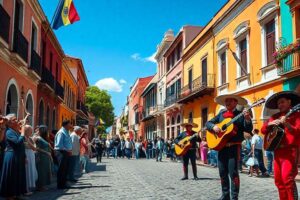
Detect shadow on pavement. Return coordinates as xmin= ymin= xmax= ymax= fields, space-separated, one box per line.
xmin=69 ymin=185 xmax=111 ymax=189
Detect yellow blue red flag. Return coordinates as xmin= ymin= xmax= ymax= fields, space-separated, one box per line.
xmin=52 ymin=0 xmax=80 ymax=30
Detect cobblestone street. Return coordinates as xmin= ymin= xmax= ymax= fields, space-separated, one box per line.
xmin=28 ymin=158 xmax=300 ymax=200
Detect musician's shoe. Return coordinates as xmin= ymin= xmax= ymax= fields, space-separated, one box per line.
xmin=193 ymin=177 xmax=199 ymax=180
xmin=181 ymin=177 xmax=188 ymax=180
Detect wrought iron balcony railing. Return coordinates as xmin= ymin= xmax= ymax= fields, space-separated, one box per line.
xmin=41 ymin=67 xmax=55 ymax=89
xmin=165 ymin=94 xmax=179 ymax=107
xmin=0 ymin=4 xmax=10 ymax=43
xmin=55 ymin=81 xmax=64 ymax=99
xmin=178 ymin=74 xmax=215 ymax=104
xmin=77 ymin=101 xmax=88 ymax=116
xmin=30 ymin=49 xmax=41 ymax=75
xmin=13 ymin=29 xmax=28 ymax=62
xmin=277 ymin=51 xmax=300 ymax=75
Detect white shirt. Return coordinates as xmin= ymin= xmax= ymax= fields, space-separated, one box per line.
xmin=70 ymin=132 xmax=80 ymax=156
xmin=251 ymin=134 xmax=263 ymax=150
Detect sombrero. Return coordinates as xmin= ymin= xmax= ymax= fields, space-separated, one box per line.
xmin=215 ymin=94 xmax=247 ymax=106
xmin=265 ymin=91 xmax=300 ymax=109
xmin=180 ymin=122 xmax=198 ymax=128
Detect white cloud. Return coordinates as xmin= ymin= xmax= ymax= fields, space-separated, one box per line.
xmin=95 ymin=78 xmax=124 ymax=92
xmin=131 ymin=52 xmax=157 ymax=63
xmin=145 ymin=52 xmax=156 ymax=63
xmin=119 ymin=79 xmax=127 ymax=84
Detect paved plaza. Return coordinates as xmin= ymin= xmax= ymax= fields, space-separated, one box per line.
xmin=27 ymin=157 xmax=300 ymax=200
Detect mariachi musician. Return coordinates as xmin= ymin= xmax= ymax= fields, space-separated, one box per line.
xmin=206 ymin=94 xmax=253 ymax=200
xmin=174 ymin=122 xmax=201 ymax=180
xmin=261 ymin=91 xmax=300 ymax=200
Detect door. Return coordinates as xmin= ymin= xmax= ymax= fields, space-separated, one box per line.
xmin=202 ymin=58 xmax=207 ymax=86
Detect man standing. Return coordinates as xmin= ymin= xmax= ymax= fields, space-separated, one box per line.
xmin=174 ymin=122 xmax=201 ymax=180
xmin=261 ymin=91 xmax=300 ymax=200
xmin=54 ymin=120 xmax=73 ymax=189
xmin=156 ymin=137 xmax=163 ymax=162
xmin=206 ymin=94 xmax=253 ymax=200
xmin=251 ymin=129 xmax=268 ymax=177
xmin=68 ymin=126 xmax=82 ymax=182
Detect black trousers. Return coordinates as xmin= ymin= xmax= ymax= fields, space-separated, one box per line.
xmin=96 ymin=148 xmax=103 ymax=163
xmin=182 ymin=149 xmax=197 ymax=178
xmin=55 ymin=150 xmax=70 ymax=188
xmin=218 ymin=145 xmax=240 ymax=200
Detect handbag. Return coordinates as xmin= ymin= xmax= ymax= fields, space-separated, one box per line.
xmin=246 ymin=156 xmax=258 ymax=166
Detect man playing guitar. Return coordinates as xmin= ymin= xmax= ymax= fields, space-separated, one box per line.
xmin=206 ymin=94 xmax=253 ymax=200
xmin=174 ymin=122 xmax=201 ymax=180
xmin=261 ymin=91 xmax=300 ymax=200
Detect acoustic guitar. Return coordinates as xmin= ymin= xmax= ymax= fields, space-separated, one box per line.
xmin=206 ymin=98 xmax=265 ymax=151
xmin=175 ymin=128 xmax=206 ymax=156
xmin=264 ymin=103 xmax=300 ymax=151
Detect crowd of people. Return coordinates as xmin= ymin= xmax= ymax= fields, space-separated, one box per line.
xmin=0 ymin=115 xmax=101 ymax=200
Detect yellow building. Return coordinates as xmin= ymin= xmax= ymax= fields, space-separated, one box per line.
xmin=180 ymin=0 xmax=284 ymax=132
xmin=58 ymin=60 xmax=77 ymax=127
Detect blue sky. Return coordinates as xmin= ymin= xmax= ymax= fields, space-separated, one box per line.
xmin=39 ymin=0 xmax=227 ymax=116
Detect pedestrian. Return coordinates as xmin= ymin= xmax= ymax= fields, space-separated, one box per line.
xmin=106 ymin=138 xmax=111 ymax=158
xmin=93 ymin=134 xmax=104 ymax=164
xmin=200 ymin=137 xmax=208 ymax=164
xmin=120 ymin=137 xmax=125 ymax=158
xmin=174 ymin=122 xmax=201 ymax=180
xmin=146 ymin=139 xmax=152 ymax=159
xmin=251 ymin=129 xmax=268 ymax=177
xmin=124 ymin=137 xmax=133 ymax=159
xmin=68 ymin=126 xmax=81 ymax=182
xmin=0 ymin=114 xmax=27 ymax=199
xmin=35 ymin=125 xmax=52 ymax=191
xmin=265 ymin=150 xmax=274 ymax=175
xmin=80 ymin=131 xmax=90 ymax=173
xmin=261 ymin=91 xmax=300 ymax=200
xmin=54 ymin=120 xmax=73 ymax=189
xmin=206 ymin=94 xmax=253 ymax=200
xmin=24 ymin=125 xmax=38 ymax=195
xmin=135 ymin=139 xmax=142 ymax=159
xmin=156 ymin=137 xmax=163 ymax=162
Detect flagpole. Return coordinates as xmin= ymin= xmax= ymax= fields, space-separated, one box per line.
xmin=44 ymin=0 xmax=63 ymax=35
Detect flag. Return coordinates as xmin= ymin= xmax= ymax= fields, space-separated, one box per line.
xmin=52 ymin=0 xmax=80 ymax=30
xmin=229 ymin=47 xmax=248 ymax=75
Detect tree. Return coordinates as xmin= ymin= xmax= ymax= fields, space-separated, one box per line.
xmin=85 ymin=86 xmax=114 ymax=129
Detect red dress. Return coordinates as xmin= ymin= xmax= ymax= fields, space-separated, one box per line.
xmin=261 ymin=111 xmax=300 ymax=200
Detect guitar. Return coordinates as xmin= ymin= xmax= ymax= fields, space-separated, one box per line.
xmin=264 ymin=103 xmax=300 ymax=151
xmin=206 ymin=98 xmax=265 ymax=151
xmin=175 ymin=128 xmax=206 ymax=156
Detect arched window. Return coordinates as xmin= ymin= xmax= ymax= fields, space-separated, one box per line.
xmin=171 ymin=117 xmax=175 ymax=125
xmin=46 ymin=106 xmax=50 ymax=128
xmin=25 ymin=93 xmax=34 ymax=126
xmin=6 ymin=84 xmax=19 ymax=116
xmin=176 ymin=115 xmax=181 ymax=124
xmin=38 ymin=100 xmax=44 ymax=125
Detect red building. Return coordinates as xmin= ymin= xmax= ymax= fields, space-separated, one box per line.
xmin=128 ymin=75 xmax=154 ymax=139
xmin=37 ymin=21 xmax=64 ymax=130
xmin=0 ymin=0 xmax=47 ymax=128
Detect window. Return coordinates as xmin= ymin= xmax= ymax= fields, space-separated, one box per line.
xmin=49 ymin=52 xmax=53 ymax=73
xmin=239 ymin=38 xmax=247 ymax=76
xmin=14 ymin=0 xmax=24 ymax=32
xmin=38 ymin=100 xmax=44 ymax=125
xmin=220 ymin=52 xmax=227 ymax=85
xmin=55 ymin=63 xmax=58 ymax=80
xmin=201 ymin=108 xmax=208 ymax=128
xmin=188 ymin=68 xmax=193 ymax=90
xmin=46 ymin=106 xmax=50 ymax=128
xmin=176 ymin=78 xmax=181 ymax=98
xmin=31 ymin=22 xmax=38 ymax=52
xmin=188 ymin=112 xmax=193 ymax=123
xmin=265 ymin=19 xmax=275 ymax=65
xmin=42 ymin=41 xmax=46 ymax=66
xmin=201 ymin=58 xmax=207 ymax=85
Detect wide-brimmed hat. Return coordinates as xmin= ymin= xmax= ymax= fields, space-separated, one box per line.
xmin=265 ymin=91 xmax=300 ymax=109
xmin=215 ymin=94 xmax=247 ymax=106
xmin=180 ymin=122 xmax=198 ymax=128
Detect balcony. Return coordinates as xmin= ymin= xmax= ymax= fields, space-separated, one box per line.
xmin=276 ymin=51 xmax=300 ymax=77
xmin=77 ymin=101 xmax=88 ymax=116
xmin=165 ymin=94 xmax=179 ymax=107
xmin=177 ymin=74 xmax=215 ymax=104
xmin=55 ymin=81 xmax=64 ymax=100
xmin=0 ymin=4 xmax=10 ymax=43
xmin=30 ymin=50 xmax=41 ymax=75
xmin=41 ymin=67 xmax=55 ymax=89
xmin=13 ymin=29 xmax=28 ymax=62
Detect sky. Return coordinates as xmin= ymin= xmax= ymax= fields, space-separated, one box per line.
xmin=39 ymin=0 xmax=228 ymax=116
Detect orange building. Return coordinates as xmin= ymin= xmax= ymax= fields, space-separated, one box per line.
xmin=58 ymin=59 xmax=77 ymax=127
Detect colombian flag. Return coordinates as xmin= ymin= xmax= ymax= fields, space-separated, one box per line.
xmin=52 ymin=0 xmax=80 ymax=30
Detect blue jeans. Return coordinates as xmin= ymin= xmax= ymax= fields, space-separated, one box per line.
xmin=80 ymin=155 xmax=90 ymax=173
xmin=136 ymin=149 xmax=140 ymax=159
xmin=156 ymin=149 xmax=162 ymax=161
xmin=146 ymin=149 xmax=151 ymax=159
xmin=254 ymin=149 xmax=267 ymax=174
xmin=114 ymin=147 xmax=118 ymax=158
xmin=125 ymin=148 xmax=132 ymax=159
xmin=266 ymin=151 xmax=274 ymax=174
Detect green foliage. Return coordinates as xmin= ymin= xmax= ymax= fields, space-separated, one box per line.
xmin=85 ymin=86 xmax=114 ymax=128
